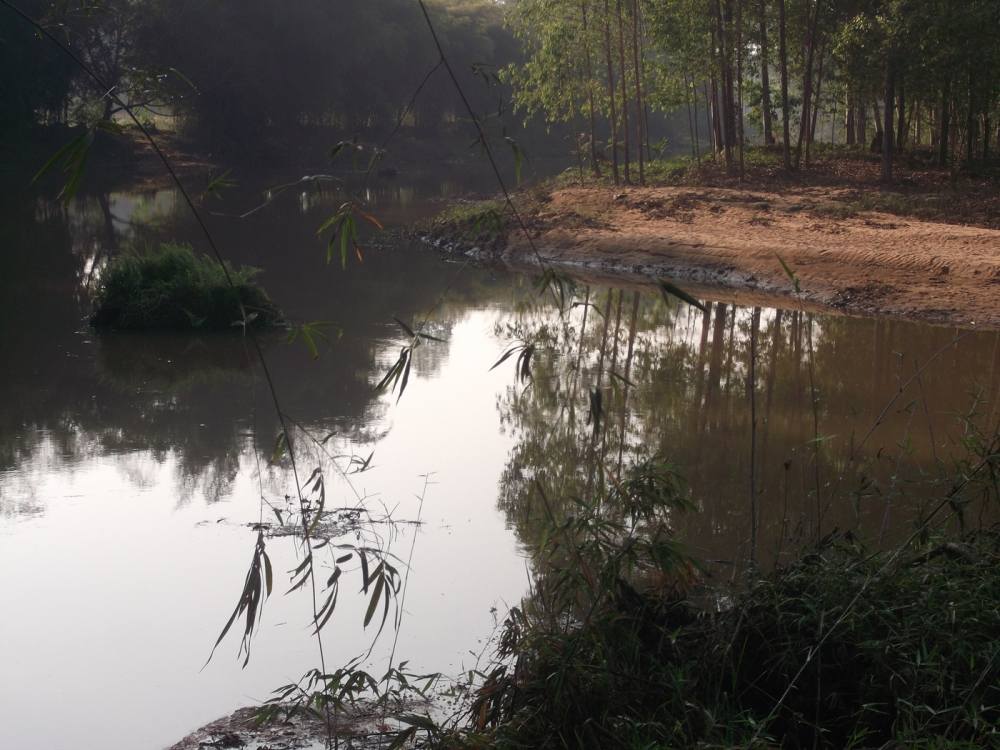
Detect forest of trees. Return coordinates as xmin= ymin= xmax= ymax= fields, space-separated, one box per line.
xmin=507 ymin=0 xmax=1000 ymax=181
xmin=3 ymin=0 xmax=997 ymax=173
xmin=0 ymin=0 xmax=518 ymax=151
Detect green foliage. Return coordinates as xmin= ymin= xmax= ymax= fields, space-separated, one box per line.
xmin=466 ymin=526 xmax=1000 ymax=749
xmin=430 ymin=198 xmax=508 ymax=241
xmin=90 ymin=243 xmax=281 ymax=330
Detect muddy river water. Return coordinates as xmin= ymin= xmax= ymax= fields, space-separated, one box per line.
xmin=1 ymin=171 xmax=997 ymax=749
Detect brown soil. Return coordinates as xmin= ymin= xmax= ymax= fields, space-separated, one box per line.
xmin=496 ymin=183 xmax=1000 ymax=328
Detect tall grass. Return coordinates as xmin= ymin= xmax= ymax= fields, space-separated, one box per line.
xmin=91 ymin=243 xmax=282 ymax=330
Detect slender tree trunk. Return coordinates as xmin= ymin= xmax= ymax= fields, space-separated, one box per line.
xmin=758 ymin=0 xmax=774 ymax=144
xmin=713 ymin=1 xmax=735 ymax=171
xmin=939 ymin=78 xmax=951 ymax=167
xmin=581 ymin=0 xmax=601 ymax=175
xmin=685 ymin=73 xmax=697 ymax=159
xmin=965 ymin=70 xmax=976 ymax=165
xmin=830 ymin=96 xmax=836 ymax=143
xmin=896 ymin=80 xmax=906 ymax=151
xmin=881 ymin=56 xmax=895 ymax=182
xmin=984 ymin=115 xmax=991 ymax=160
xmin=778 ymin=0 xmax=791 ymax=169
xmin=846 ymin=93 xmax=856 ymax=145
xmin=693 ymin=78 xmax=702 ymax=163
xmin=644 ymin=103 xmax=653 ymax=161
xmin=615 ymin=0 xmax=631 ymax=182
xmin=710 ymin=73 xmax=723 ymax=156
xmin=794 ymin=0 xmax=819 ymax=169
xmin=857 ymin=99 xmax=867 ymax=144
xmin=736 ymin=0 xmax=746 ymax=180
xmin=631 ymin=0 xmax=645 ymax=183
xmin=601 ymin=0 xmax=621 ymax=184
xmin=807 ymin=44 xmax=825 ymax=165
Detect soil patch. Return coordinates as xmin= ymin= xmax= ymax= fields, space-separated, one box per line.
xmin=426 ymin=182 xmax=1000 ymax=328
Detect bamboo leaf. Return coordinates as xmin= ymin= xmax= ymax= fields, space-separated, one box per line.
xmin=364 ymin=572 xmax=385 ymax=627
xmin=658 ymin=280 xmax=706 ymax=313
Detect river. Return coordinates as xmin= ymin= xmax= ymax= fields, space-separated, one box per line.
xmin=1 ymin=168 xmax=997 ymax=749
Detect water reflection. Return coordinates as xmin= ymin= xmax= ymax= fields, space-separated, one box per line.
xmin=2 ymin=172 xmax=998 ymax=750
xmin=494 ymin=287 xmax=1000 ymax=570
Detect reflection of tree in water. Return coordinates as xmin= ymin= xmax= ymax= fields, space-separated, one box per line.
xmin=495 ymin=286 xmax=1000 ymax=569
xmin=0 ymin=180 xmax=510 ymax=514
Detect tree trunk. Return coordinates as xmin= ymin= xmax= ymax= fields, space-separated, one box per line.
xmin=710 ymin=73 xmax=723 ymax=156
xmin=685 ymin=74 xmax=697 ymax=159
xmin=758 ymin=0 xmax=774 ymax=144
xmin=615 ymin=0 xmax=631 ymax=182
xmin=846 ymin=94 xmax=856 ymax=145
xmin=939 ymin=78 xmax=951 ymax=167
xmin=857 ymin=100 xmax=867 ymax=144
xmin=965 ymin=70 xmax=976 ymax=165
xmin=693 ymin=78 xmax=702 ymax=163
xmin=778 ymin=0 xmax=791 ymax=169
xmin=631 ymin=0 xmax=645 ymax=184
xmin=881 ymin=57 xmax=895 ymax=182
xmin=807 ymin=44 xmax=825 ymax=164
xmin=713 ymin=1 xmax=735 ymax=172
xmin=984 ymin=115 xmax=991 ymax=160
xmin=601 ymin=0 xmax=621 ymax=184
xmin=896 ymin=80 xmax=906 ymax=150
xmin=736 ymin=0 xmax=746 ymax=180
xmin=794 ymin=0 xmax=819 ymax=169
xmin=581 ymin=0 xmax=601 ymax=175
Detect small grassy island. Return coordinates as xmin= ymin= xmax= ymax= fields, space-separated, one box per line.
xmin=90 ymin=243 xmax=282 ymax=330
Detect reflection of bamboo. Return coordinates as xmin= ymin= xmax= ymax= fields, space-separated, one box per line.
xmin=704 ymin=302 xmax=728 ymax=434
xmin=722 ymin=303 xmax=737 ymax=418
xmin=806 ymin=314 xmax=822 ymax=541
xmin=692 ymin=302 xmax=713 ymax=419
xmin=749 ymin=306 xmax=760 ymax=564
xmin=759 ymin=309 xmax=783 ymax=471
xmin=567 ymin=286 xmax=592 ymax=427
xmin=988 ymin=332 xmax=1000 ymax=432
xmin=585 ymin=290 xmax=615 ymax=499
xmin=600 ymin=290 xmax=626 ymax=495
xmin=617 ymin=292 xmax=641 ymax=480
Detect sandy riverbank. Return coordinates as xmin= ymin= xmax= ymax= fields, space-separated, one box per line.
xmin=427 ymin=183 xmax=1000 ymax=328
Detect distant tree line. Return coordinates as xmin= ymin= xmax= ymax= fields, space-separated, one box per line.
xmin=505 ymin=0 xmax=1000 ymax=182
xmin=0 ymin=0 xmax=519 ymax=151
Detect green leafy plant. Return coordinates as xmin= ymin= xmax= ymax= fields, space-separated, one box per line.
xmin=90 ymin=243 xmax=282 ymax=330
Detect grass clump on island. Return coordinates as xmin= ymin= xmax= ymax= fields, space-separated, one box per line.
xmin=91 ymin=243 xmax=282 ymax=330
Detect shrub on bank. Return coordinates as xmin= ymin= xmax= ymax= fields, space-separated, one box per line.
xmin=473 ymin=529 xmax=1000 ymax=749
xmin=453 ymin=449 xmax=1000 ymax=750
xmin=91 ymin=243 xmax=281 ymax=330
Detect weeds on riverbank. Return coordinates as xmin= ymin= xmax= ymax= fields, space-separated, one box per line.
xmin=90 ymin=242 xmax=282 ymax=329
xmin=440 ymin=528 xmax=1000 ymax=750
